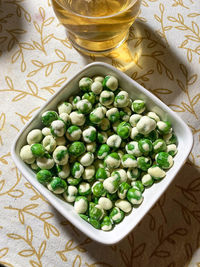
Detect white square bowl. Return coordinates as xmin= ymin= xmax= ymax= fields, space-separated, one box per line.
xmin=11 ymin=62 xmax=193 ymax=245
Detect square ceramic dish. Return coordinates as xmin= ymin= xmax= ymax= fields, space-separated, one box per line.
xmin=11 ymin=62 xmax=193 ymax=245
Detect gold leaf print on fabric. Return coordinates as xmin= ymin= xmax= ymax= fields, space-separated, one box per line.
xmin=85 ymin=262 xmax=113 ymax=267
xmin=5 ymin=203 xmax=60 ymax=239
xmin=72 ymin=255 xmax=82 ymax=267
xmin=176 ymin=177 xmax=200 ymax=204
xmin=7 ymin=225 xmax=46 ymax=267
xmin=0 ymin=112 xmax=6 ymax=145
xmin=24 ymin=182 xmax=49 ymax=203
xmin=41 ymin=77 xmax=67 ymax=95
xmin=0 ymin=77 xmax=46 ymax=102
xmin=60 ymin=220 xmax=81 ymax=237
xmin=27 ymin=49 xmax=76 ymax=77
xmin=168 ymin=14 xmax=200 ymax=63
xmin=154 ymin=3 xmax=172 ymax=45
xmin=5 ymin=0 xmax=31 ymax=22
xmin=0 ymin=247 xmax=14 ymax=267
xmin=172 ymin=0 xmax=189 ymax=9
xmin=15 ymin=106 xmax=41 ymax=125
xmin=56 ymin=238 xmax=91 ymax=262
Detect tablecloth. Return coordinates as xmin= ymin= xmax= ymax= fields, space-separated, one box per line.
xmin=0 ymin=0 xmax=200 ymax=266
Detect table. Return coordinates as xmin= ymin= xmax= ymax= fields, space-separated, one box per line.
xmin=0 ymin=0 xmax=200 ymax=266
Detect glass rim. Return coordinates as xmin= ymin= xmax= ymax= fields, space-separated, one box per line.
xmin=52 ymin=0 xmax=139 ymax=20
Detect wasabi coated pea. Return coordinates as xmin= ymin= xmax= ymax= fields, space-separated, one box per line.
xmin=153 ymin=139 xmax=166 ymax=154
xmin=120 ymin=107 xmax=132 ymax=122
xmin=145 ymin=130 xmax=159 ymax=142
xmin=20 ymin=145 xmax=35 ymax=164
xmin=91 ymin=81 xmax=103 ymax=95
xmin=70 ymin=111 xmax=85 ymax=126
xmin=104 ymin=152 xmax=121 ymax=169
xmin=56 ymin=164 xmax=70 ymax=179
xmin=27 ymin=129 xmax=43 ymax=145
xmin=98 ymin=197 xmax=113 ymax=210
xmin=42 ymin=136 xmax=56 ymax=152
xmin=131 ymin=100 xmax=146 ymax=114
xmin=111 ymin=169 xmax=127 ymax=183
xmin=103 ymin=75 xmax=118 ymax=91
xmin=74 ymin=196 xmax=88 ymax=213
xmin=99 ymin=90 xmax=115 ymax=106
xmin=125 ymin=141 xmax=142 ymax=157
xmin=141 ymin=174 xmax=154 ymax=187
xmin=95 ymin=168 xmax=110 ymax=181
xmin=89 ymin=107 xmax=105 ymax=124
xmin=167 ymin=144 xmax=177 ymax=156
xmin=82 ymin=126 xmax=96 ymax=143
xmin=106 ymin=108 xmax=120 ymax=123
xmin=109 ymin=207 xmax=124 ymax=224
xmin=122 ymin=154 xmax=137 ymax=168
xmin=148 ymin=165 xmax=166 ymax=180
xmin=86 ymin=142 xmax=96 ymax=153
xmin=36 ymin=169 xmax=52 ymax=185
xmin=106 ymin=192 xmax=118 ymax=202
xmin=31 ymin=143 xmax=45 ymax=157
xmin=117 ymin=122 xmax=131 ymax=139
xmin=147 ymin=112 xmax=160 ymax=122
xmin=115 ymin=199 xmax=132 ymax=213
xmin=88 ymin=217 xmax=100 ymax=229
xmin=70 ymin=96 xmax=80 ymax=109
xmin=92 ymin=181 xmax=105 ymax=197
xmin=82 ymin=92 xmax=96 ymax=105
xmin=78 ymin=182 xmax=91 ymax=196
xmin=59 ymin=113 xmax=71 ymax=127
xmin=31 ymin=163 xmax=40 ymax=172
xmin=127 ymin=168 xmax=141 ymax=181
xmin=42 ymin=127 xmax=51 ymax=136
xmin=79 ymin=77 xmax=93 ymax=92
xmin=157 ymin=121 xmax=172 ymax=134
xmin=103 ymin=176 xmax=120 ymax=194
xmin=131 ymin=180 xmax=144 ymax=193
xmin=63 ymin=185 xmax=77 ymax=202
xmin=97 ymin=132 xmax=108 ymax=144
xmin=58 ymin=102 xmax=72 ymax=115
xmin=129 ymin=114 xmax=142 ymax=127
xmin=79 ymin=152 xmax=94 ymax=167
xmin=93 ymin=76 xmax=104 ymax=83
xmin=118 ymin=182 xmax=131 ymax=199
xmin=71 ymin=162 xmax=84 ymax=178
xmin=82 ymin=165 xmax=95 ymax=181
xmin=163 ymin=132 xmax=177 ymax=145
xmin=77 ymin=99 xmax=92 ymax=114
xmin=106 ymin=134 xmax=122 ymax=149
xmin=98 ymin=118 xmax=110 ymax=131
xmin=79 ymin=214 xmax=89 ymax=222
xmin=67 ymin=177 xmax=82 ymax=186
xmin=137 ymin=156 xmax=152 ymax=171
xmin=138 ymin=139 xmax=153 ymax=156
xmin=36 ymin=156 xmax=54 ymax=170
xmin=155 ymin=152 xmax=173 ymax=169
xmin=130 ymin=127 xmax=144 ymax=141
xmin=42 ymin=111 xmax=58 ymax=126
xmin=89 ymin=203 xmax=104 ymax=220
xmin=136 ymin=116 xmax=156 ymax=135
xmin=127 ymin=188 xmax=143 ymax=205
xmin=101 ymin=216 xmax=113 ymax=231
xmin=114 ymin=91 xmax=129 ymax=108
xmin=51 ymin=120 xmax=66 ymax=137
xmin=97 ymin=144 xmax=110 ymax=159
xmin=112 ymin=121 xmax=120 ymax=133
xmin=48 ymin=177 xmax=67 ymax=194
xmin=68 ymin=141 xmax=86 ymax=157
xmin=53 ymin=146 xmax=68 ymax=165
xmin=66 ymin=125 xmax=82 ymax=141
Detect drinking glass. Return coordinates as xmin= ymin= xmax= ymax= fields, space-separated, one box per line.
xmin=52 ymin=0 xmax=141 ymax=54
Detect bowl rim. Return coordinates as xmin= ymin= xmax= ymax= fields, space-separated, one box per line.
xmin=11 ymin=61 xmax=193 ymax=244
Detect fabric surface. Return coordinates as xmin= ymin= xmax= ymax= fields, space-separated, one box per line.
xmin=0 ymin=0 xmax=200 ymax=266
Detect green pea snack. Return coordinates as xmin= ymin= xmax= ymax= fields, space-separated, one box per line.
xmin=20 ymin=74 xmax=178 ymax=232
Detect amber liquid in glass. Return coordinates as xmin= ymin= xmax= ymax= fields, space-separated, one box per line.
xmin=52 ymin=0 xmax=141 ymax=53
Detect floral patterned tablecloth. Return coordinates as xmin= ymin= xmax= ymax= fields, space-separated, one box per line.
xmin=0 ymin=0 xmax=200 ymax=266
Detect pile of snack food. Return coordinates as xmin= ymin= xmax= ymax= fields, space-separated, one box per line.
xmin=20 ymin=75 xmax=177 ymax=231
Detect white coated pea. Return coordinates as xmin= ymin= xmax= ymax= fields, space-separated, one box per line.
xmin=106 ymin=134 xmax=121 ymax=148
xmin=147 ymin=112 xmax=160 ymax=122
xmin=42 ymin=135 xmax=56 ymax=152
xmin=136 ymin=116 xmax=156 ymax=135
xmin=70 ymin=111 xmax=85 ymax=126
xmin=114 ymin=91 xmax=129 ymax=108
xmin=82 ymin=126 xmax=96 ymax=143
xmin=36 ymin=157 xmax=54 ymax=170
xmin=55 ymin=136 xmax=66 ymax=146
xmin=129 ymin=114 xmax=142 ymax=127
xmin=27 ymin=129 xmax=43 ymax=145
xmin=63 ymin=186 xmax=77 ymax=202
xmin=91 ymin=81 xmax=103 ymax=95
xmin=42 ymin=127 xmax=51 ymax=136
xmin=20 ymin=145 xmax=35 ymax=164
xmin=148 ymin=166 xmax=166 ymax=179
xmin=79 ymin=152 xmax=94 ymax=167
xmin=115 ymin=199 xmax=132 ymax=213
xmin=82 ymin=165 xmax=95 ymax=180
xmin=51 ymin=120 xmax=66 ymax=137
xmin=58 ymin=164 xmax=70 ymax=179
xmin=86 ymin=142 xmax=96 ymax=153
xmin=58 ymin=102 xmax=72 ymax=115
xmin=59 ymin=113 xmax=70 ymax=124
xmin=74 ymin=198 xmax=88 ymax=213
xmin=98 ymin=197 xmax=113 ymax=210
xmin=53 ymin=146 xmax=69 ymax=165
